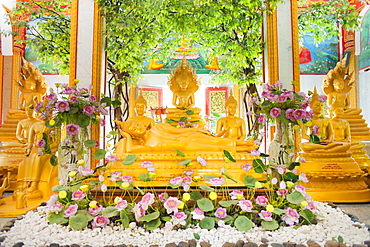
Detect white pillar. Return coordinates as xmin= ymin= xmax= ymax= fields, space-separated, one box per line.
xmin=0 ymin=0 xmax=15 ymax=56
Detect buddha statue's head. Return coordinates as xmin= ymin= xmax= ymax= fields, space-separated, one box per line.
xmin=25 ymin=104 xmax=35 ymax=118
xmin=310 ymin=87 xmax=324 ymax=115
xmin=333 ymin=78 xmax=345 ymax=92
xmin=225 ymin=91 xmax=237 ymax=116
xmin=331 ymin=101 xmax=345 ymax=118
xmin=123 ymin=119 xmax=146 ymax=138
xmin=168 ymin=57 xmax=200 ymax=93
xmin=135 ymin=89 xmax=147 ymax=116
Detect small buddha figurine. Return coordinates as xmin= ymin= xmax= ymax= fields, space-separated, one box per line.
xmin=16 ymin=105 xmax=40 ymax=145
xmin=168 ymin=57 xmax=199 ymax=108
xmin=130 ymin=89 xmax=155 ymax=130
xmin=301 ymin=88 xmax=350 ymax=153
xmin=115 ymin=119 xmax=255 ymax=153
xmin=216 ymin=91 xmax=246 ymax=140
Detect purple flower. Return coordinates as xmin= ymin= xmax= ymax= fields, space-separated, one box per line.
xmin=197 ymin=156 xmax=207 ymax=166
xmin=251 ymin=149 xmax=260 ymax=156
xmin=89 ymin=95 xmax=97 ymax=102
xmin=258 ymin=114 xmax=266 ymax=123
xmin=208 ymin=177 xmax=225 ymax=186
xmin=56 ymin=101 xmax=70 ymax=112
xmin=318 ymin=96 xmax=327 ymax=102
xmin=285 ymin=108 xmax=295 ymax=121
xmin=106 ymin=155 xmax=118 ymax=162
xmin=48 ymin=203 xmax=63 ymax=213
xmin=132 ymin=203 xmax=146 ymax=221
xmin=66 ymin=124 xmax=80 ymax=135
xmin=63 ymin=87 xmax=74 ymax=94
xmin=171 ymin=211 xmax=188 ymax=225
xmin=271 ymin=177 xmax=278 ymax=185
xmin=191 ymin=208 xmax=205 ymax=220
xmin=63 ymin=204 xmax=78 ymax=218
xmin=277 ymin=188 xmax=288 ymax=196
xmin=37 ymin=139 xmax=46 ymax=148
xmin=46 ymin=93 xmax=57 ymax=101
xmin=277 ymin=95 xmax=287 ymax=103
xmin=300 ymin=157 xmax=307 ymax=163
xmin=46 ymin=194 xmax=58 ymax=207
xmin=121 ymin=175 xmax=133 ymax=183
xmin=270 ymin=107 xmax=281 ymax=118
xmin=238 ymin=200 xmax=253 ymax=212
xmin=299 ymin=173 xmax=309 ymax=183
xmin=276 ymin=166 xmax=286 ymax=174
xmin=214 ymin=207 xmax=227 ymax=219
xmin=178 ymin=122 xmax=186 ymax=128
xmin=165 ymin=222 xmax=173 ymax=229
xmin=281 ymin=91 xmax=294 ymax=98
xmin=170 ymin=176 xmax=183 ymax=186
xmin=230 ymin=189 xmax=244 ymax=200
xmin=256 ymin=196 xmax=269 ymax=206
xmin=293 ymin=109 xmax=305 ymax=120
xmin=100 ymin=119 xmax=106 ymax=127
xmin=101 ymin=184 xmax=108 ymax=192
xmin=83 ymin=106 xmax=95 ymax=115
xmin=110 ymin=171 xmax=122 ymax=181
xmin=158 ymin=192 xmax=166 ymax=202
xmin=78 ymin=166 xmax=94 ymax=176
xmin=259 ymin=210 xmax=273 ymax=221
xmin=69 ymin=96 xmax=77 ymax=102
xmin=164 ymin=197 xmax=181 ymax=214
xmin=71 ymin=189 xmax=86 ymax=201
xmin=114 ymin=199 xmax=128 ymax=211
xmin=92 ymin=216 xmax=110 ymax=229
xmin=312 ymin=125 xmax=320 ymax=135
xmin=184 ymin=170 xmax=194 ymax=176
xmin=100 ymin=107 xmax=109 ymax=115
xmin=88 ymin=204 xmax=103 ymax=216
xmin=281 ymin=207 xmax=300 ymax=226
xmin=140 ymin=161 xmax=154 ymax=168
xmin=140 ymin=193 xmax=155 ymax=210
xmin=242 ymin=163 xmax=252 ymax=171
xmin=182 ymin=176 xmax=192 ymax=185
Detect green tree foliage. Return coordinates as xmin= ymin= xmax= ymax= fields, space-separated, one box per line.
xmin=298 ymin=0 xmax=363 ymax=43
xmin=8 ymin=0 xmax=71 ymax=74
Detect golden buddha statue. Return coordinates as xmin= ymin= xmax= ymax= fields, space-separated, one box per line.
xmin=323 ymin=55 xmax=370 ymax=141
xmin=130 ymin=89 xmax=155 ymax=130
xmin=0 ymin=173 xmax=10 ymax=206
xmin=115 ymin=119 xmax=255 ymax=154
xmin=301 ymin=87 xmax=350 ymax=153
xmin=215 ymin=91 xmax=246 ymax=140
xmin=16 ymin=106 xmax=40 ymax=145
xmin=16 ymin=119 xmax=58 ymax=199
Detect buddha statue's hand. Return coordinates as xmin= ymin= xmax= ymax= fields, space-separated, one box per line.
xmin=198 ymin=129 xmax=213 ymax=136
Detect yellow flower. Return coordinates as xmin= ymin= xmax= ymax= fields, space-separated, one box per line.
xmin=77 ymin=160 xmax=85 ymax=165
xmin=59 ymin=191 xmax=67 ymax=199
xmin=149 ymin=172 xmax=156 ymax=178
xmin=96 ymin=115 xmax=102 ymax=120
xmin=182 ymin=193 xmax=191 ymax=201
xmin=121 ymin=182 xmax=130 ymax=189
xmin=74 ymin=79 xmax=80 ymax=84
xmin=178 ymin=201 xmax=184 ymax=209
xmin=176 ymin=125 xmax=180 ymax=128
xmin=68 ymin=171 xmax=77 ymax=177
xmin=293 ymin=125 xmax=301 ymax=131
xmin=266 ymin=204 xmax=274 ymax=212
xmin=209 ymin=192 xmax=218 ymax=200
xmin=114 ymin=197 xmax=123 ymax=204
xmin=287 ymin=181 xmax=294 ymax=188
xmin=255 ymin=181 xmax=263 ymax=188
xmin=305 ymin=121 xmax=313 ymax=127
xmin=89 ymin=201 xmax=98 ymax=208
xmin=301 ymin=200 xmax=308 ymax=207
xmin=193 ymin=176 xmax=201 ymax=182
xmin=54 ymin=82 xmax=61 ymax=88
xmin=80 ymin=185 xmax=89 ymax=192
xmin=224 ymin=157 xmax=230 ymax=162
xmin=49 ymin=120 xmax=56 ymax=126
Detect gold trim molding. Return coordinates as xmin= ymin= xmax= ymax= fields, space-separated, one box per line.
xmin=69 ymin=0 xmax=79 ymax=85
xmin=267 ymin=9 xmax=279 ymax=84
xmin=290 ymin=0 xmax=300 ymax=92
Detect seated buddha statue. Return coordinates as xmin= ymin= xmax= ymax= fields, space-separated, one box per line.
xmin=115 ymin=119 xmax=255 ymax=153
xmin=216 ymin=91 xmax=246 ymax=140
xmin=16 ymin=106 xmax=40 ymax=145
xmin=130 ymin=89 xmax=155 ymax=130
xmin=301 ymin=87 xmax=350 ymax=153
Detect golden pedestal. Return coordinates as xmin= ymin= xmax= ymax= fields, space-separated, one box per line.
xmin=166 ymin=108 xmax=206 ymax=129
xmin=299 ymin=152 xmax=370 ymax=202
xmin=109 ymin=152 xmax=261 ymax=187
xmin=0 ymin=143 xmax=26 ymax=191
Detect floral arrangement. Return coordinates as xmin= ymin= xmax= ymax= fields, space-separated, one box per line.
xmin=43 ymin=150 xmax=317 ymax=233
xmin=34 ymin=80 xmax=118 ymax=166
xmin=251 ymin=81 xmax=312 ymax=126
xmin=165 ymin=107 xmax=200 ymax=128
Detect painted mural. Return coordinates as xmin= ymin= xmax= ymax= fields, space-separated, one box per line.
xmin=299 ymin=34 xmax=338 ymax=75
xmin=359 ymin=9 xmax=370 ymax=70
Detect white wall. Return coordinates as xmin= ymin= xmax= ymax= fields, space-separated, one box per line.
xmin=359 ymin=69 xmax=370 ymax=125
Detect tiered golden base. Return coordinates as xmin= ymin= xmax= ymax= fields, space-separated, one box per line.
xmin=299 ymin=152 xmax=370 ymax=203
xmin=110 ymin=152 xmax=260 ymax=187
xmin=342 ymin=113 xmax=370 ymax=141
xmin=166 ymin=108 xmax=205 ymax=128
xmin=0 ymin=196 xmax=45 ymax=217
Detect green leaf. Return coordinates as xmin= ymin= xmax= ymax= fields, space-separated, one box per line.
xmin=48 ymin=213 xmax=68 ymax=225
xmin=139 ymin=173 xmax=153 ymax=182
xmin=197 ymin=198 xmax=214 ymax=212
xmin=50 ymin=155 xmax=58 ymax=166
xmin=139 ymin=211 xmax=160 ymax=222
xmin=283 ymin=172 xmax=298 ymax=183
xmin=52 ymin=185 xmax=68 ymax=192
xmin=199 ymin=217 xmax=215 ymax=230
xmin=135 ymin=186 xmax=144 ymax=195
xmin=102 ymin=206 xmax=119 ymax=218
xmin=223 ymin=150 xmax=236 ymax=162
xmin=179 ymin=117 xmax=187 ymax=122
xmin=100 ymin=97 xmax=112 ymax=105
xmin=122 ymin=154 xmax=137 ymax=165
xmin=299 ymin=209 xmax=315 ymax=224
xmin=223 ymin=173 xmax=237 ymax=183
xmin=252 ymin=159 xmax=266 ymax=173
xmin=244 ymin=176 xmax=258 ymax=188
xmin=273 ymin=208 xmax=286 ymax=215
xmin=203 ymin=176 xmax=216 ymax=181
xmin=199 ymin=184 xmax=214 ymax=192
xmin=145 ymin=218 xmax=161 ymax=231
xmin=309 ymin=134 xmax=321 ymax=144
xmin=172 ymin=148 xmax=185 ymax=157
xmin=234 ymin=216 xmax=253 ymax=231
xmin=193 ymin=233 xmax=200 ymax=240
xmin=109 ymin=130 xmax=119 ymax=136
xmin=77 ymin=115 xmax=91 ymax=128
xmin=338 ymin=235 xmax=344 ymax=243
xmin=89 ymin=180 xmax=100 ymax=187
xmin=69 ymin=107 xmax=79 ymax=114
xmin=178 ymin=158 xmax=192 ymax=166
xmin=84 ymin=139 xmax=97 ymax=148
xmin=94 ymin=149 xmax=106 ymax=160
xmin=190 ymin=191 xmax=203 ymax=201
xmin=286 ymin=191 xmax=305 ymax=205
xmin=161 ymin=216 xmax=171 ymax=222
xmin=69 ymin=214 xmax=89 ymax=230
xmin=261 ymin=219 xmax=279 ymax=230
xmin=218 ymin=200 xmax=238 ymax=207
xmin=287 ymin=162 xmax=300 ymax=171
xmin=120 ymin=211 xmax=130 ymax=228
xmin=186 ymin=109 xmax=194 ymax=115
xmin=77 ymin=210 xmax=94 ymax=221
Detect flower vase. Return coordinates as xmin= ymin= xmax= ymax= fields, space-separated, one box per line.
xmin=268 ymin=120 xmax=296 ymax=167
xmin=58 ymin=127 xmax=90 ymax=182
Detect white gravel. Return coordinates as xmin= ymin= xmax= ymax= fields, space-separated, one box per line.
xmin=1 ymin=202 xmax=369 ymax=247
